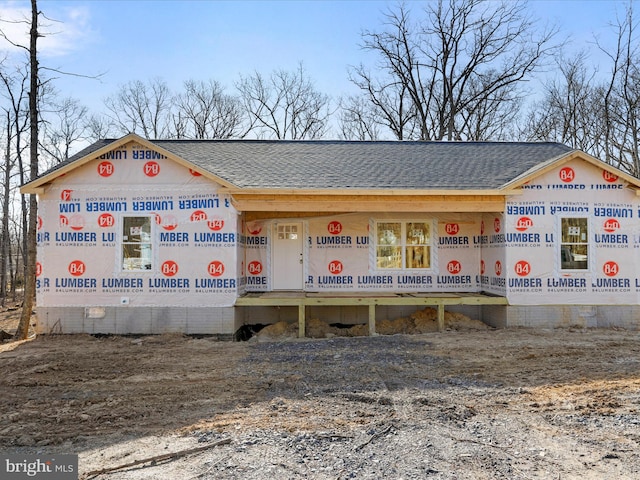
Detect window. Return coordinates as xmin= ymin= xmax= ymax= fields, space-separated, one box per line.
xmin=122 ymin=216 xmax=152 ymax=271
xmin=560 ymin=217 xmax=588 ymax=270
xmin=376 ymin=221 xmax=431 ymax=270
xmin=277 ymin=223 xmax=298 ymax=240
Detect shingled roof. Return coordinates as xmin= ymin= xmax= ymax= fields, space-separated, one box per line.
xmin=53 ymin=138 xmax=575 ymax=191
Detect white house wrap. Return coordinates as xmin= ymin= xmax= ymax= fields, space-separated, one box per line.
xmin=21 ymin=134 xmax=640 ymax=334
xmin=35 ymin=143 xmax=239 ymax=310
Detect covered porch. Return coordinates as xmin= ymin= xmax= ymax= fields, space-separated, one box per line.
xmin=235 ymin=291 xmax=508 ymax=337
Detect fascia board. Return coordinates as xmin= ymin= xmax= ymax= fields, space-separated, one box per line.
xmin=220 ymin=187 xmax=507 ymax=196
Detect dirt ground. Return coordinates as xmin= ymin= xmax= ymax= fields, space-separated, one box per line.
xmin=1 ymin=302 xmax=640 ymax=479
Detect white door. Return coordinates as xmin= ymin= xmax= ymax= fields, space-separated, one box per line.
xmin=272 ymin=222 xmax=303 ymax=290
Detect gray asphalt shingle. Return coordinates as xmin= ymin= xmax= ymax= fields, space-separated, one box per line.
xmin=49 ymin=139 xmax=575 ymax=190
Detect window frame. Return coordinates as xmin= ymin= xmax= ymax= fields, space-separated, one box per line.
xmin=558 ymin=216 xmax=590 ymax=272
xmin=120 ymin=215 xmax=154 ymax=272
xmin=373 ymin=219 xmax=434 ymax=271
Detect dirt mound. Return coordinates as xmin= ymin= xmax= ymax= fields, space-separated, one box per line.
xmin=255 ymin=320 xmax=298 ymax=339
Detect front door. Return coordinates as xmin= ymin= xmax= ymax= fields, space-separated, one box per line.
xmin=272 ymin=222 xmax=303 ymax=290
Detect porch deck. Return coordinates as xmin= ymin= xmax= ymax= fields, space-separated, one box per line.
xmin=235 ymin=292 xmax=508 ymax=337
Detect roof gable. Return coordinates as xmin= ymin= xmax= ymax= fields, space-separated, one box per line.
xmin=21 ymin=134 xmax=234 ymax=194
xmin=503 ymin=149 xmax=640 ymax=191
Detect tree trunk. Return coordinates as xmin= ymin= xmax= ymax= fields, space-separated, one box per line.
xmin=15 ymin=0 xmax=38 ymax=339
xmin=1 ymin=111 xmax=11 ymax=306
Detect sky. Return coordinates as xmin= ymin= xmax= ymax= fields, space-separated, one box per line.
xmin=0 ymin=0 xmax=634 ymax=119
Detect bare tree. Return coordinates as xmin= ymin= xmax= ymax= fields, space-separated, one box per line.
xmin=0 ymin=61 xmax=29 ymax=304
xmin=236 ymin=63 xmax=331 ymax=139
xmin=13 ymin=0 xmax=40 ymax=339
xmin=599 ymin=5 xmax=640 ymax=175
xmin=1 ymin=112 xmax=11 ymax=304
xmin=337 ymin=94 xmax=382 ymax=140
xmin=610 ymin=69 xmax=640 ymax=175
xmin=457 ymin=72 xmax=524 ymax=141
xmin=40 ymin=95 xmax=88 ymax=165
xmin=174 ymin=79 xmax=244 ymax=139
xmin=527 ymin=4 xmax=640 ymax=176
xmin=351 ymin=0 xmax=559 ymax=141
xmin=84 ymin=113 xmax=117 ymax=142
xmin=523 ymin=4 xmax=640 ymax=176
xmin=104 ymin=77 xmax=173 ymax=139
xmin=346 ymin=63 xmax=418 ymax=140
xmin=522 ymin=52 xmax=605 ymax=153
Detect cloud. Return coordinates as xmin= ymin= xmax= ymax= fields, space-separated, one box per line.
xmin=0 ymin=2 xmax=94 ymax=58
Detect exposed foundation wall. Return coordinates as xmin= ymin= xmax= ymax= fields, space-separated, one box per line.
xmin=503 ymin=305 xmax=640 ymax=330
xmin=36 ymin=304 xmax=640 ymax=335
xmin=35 ymin=306 xmax=238 ymax=336
xmin=480 ymin=304 xmax=508 ymax=329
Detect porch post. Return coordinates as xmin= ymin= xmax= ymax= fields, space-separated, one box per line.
xmin=298 ymin=304 xmax=306 ymax=338
xmin=437 ymin=303 xmax=445 ymax=332
xmin=368 ymin=304 xmax=376 ymax=336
